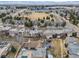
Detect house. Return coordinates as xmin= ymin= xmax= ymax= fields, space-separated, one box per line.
xmin=17 ymin=48 xmax=46 ymax=58
xmin=17 ymin=40 xmax=45 ymax=58
xmin=0 ymin=42 xmax=11 ymax=58
xmin=0 ymin=26 xmax=11 ymax=31
xmin=9 ymin=28 xmax=18 ymax=37
xmin=32 ymin=48 xmax=46 ymax=58
xmin=23 ymin=40 xmax=42 ymax=49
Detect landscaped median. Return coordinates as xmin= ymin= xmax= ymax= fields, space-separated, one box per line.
xmin=14 ymin=43 xmax=24 ymax=58
xmin=6 ymin=42 xmax=21 ymax=58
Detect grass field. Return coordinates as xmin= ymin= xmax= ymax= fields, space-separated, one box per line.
xmin=20 ymin=12 xmax=49 ymax=20
xmin=49 ymin=39 xmax=68 ymax=58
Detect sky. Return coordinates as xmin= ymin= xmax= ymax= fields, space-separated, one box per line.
xmin=0 ymin=0 xmax=79 ymax=2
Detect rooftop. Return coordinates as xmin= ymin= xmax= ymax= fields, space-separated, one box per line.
xmin=0 ymin=41 xmax=11 ymax=57
xmin=17 ymin=48 xmax=46 ymax=58
xmin=23 ymin=40 xmax=43 ymax=48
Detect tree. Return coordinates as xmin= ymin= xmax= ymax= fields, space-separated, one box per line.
xmin=61 ymin=21 xmax=66 ymax=27
xmin=72 ymin=20 xmax=78 ymax=26
xmin=4 ymin=16 xmax=12 ymax=20
xmin=69 ymin=9 xmax=78 ymax=26
xmin=29 ymin=21 xmax=33 ymax=27
xmin=24 ymin=22 xmax=27 ymax=27
xmin=64 ymin=43 xmax=68 ymax=48
xmin=25 ymin=17 xmax=29 ymax=20
xmin=11 ymin=10 xmax=13 ymax=13
xmin=11 ymin=46 xmax=16 ymax=53
xmin=56 ymin=11 xmax=58 ymax=14
xmin=51 ymin=18 xmax=54 ymax=22
xmin=2 ymin=18 xmax=6 ymax=23
xmin=52 ymin=34 xmax=57 ymax=38
xmin=38 ymin=18 xmax=41 ymax=21
xmin=9 ymin=20 xmax=15 ymax=25
xmin=46 ymin=16 xmax=50 ymax=20
xmin=60 ymin=13 xmax=63 ymax=17
xmin=77 ymin=16 xmax=79 ymax=20
xmin=55 ymin=23 xmax=59 ymax=27
xmin=40 ymin=20 xmax=44 ymax=23
xmin=14 ymin=16 xmax=21 ymax=20
xmin=50 ymin=14 xmax=53 ymax=18
xmin=65 ymin=54 xmax=69 ymax=58
xmin=0 ymin=13 xmax=6 ymax=18
xmin=7 ymin=12 xmax=10 ymax=15
xmin=48 ymin=22 xmax=52 ymax=26
xmin=43 ymin=22 xmax=47 ymax=27
xmin=24 ymin=20 xmax=33 ymax=27
xmin=18 ymin=13 xmax=21 ymax=16
xmin=72 ymin=32 xmax=77 ymax=37
xmin=43 ymin=17 xmax=45 ymax=20
xmin=1 ymin=55 xmax=6 ymax=58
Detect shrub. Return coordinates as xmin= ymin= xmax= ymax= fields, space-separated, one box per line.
xmin=11 ymin=46 xmax=16 ymax=53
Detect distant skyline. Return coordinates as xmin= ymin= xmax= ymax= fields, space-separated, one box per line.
xmin=0 ymin=0 xmax=79 ymax=2
xmin=0 ymin=1 xmax=79 ymax=5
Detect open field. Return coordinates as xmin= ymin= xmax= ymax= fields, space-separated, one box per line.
xmin=20 ymin=12 xmax=49 ymax=20
xmin=49 ymin=39 xmax=68 ymax=58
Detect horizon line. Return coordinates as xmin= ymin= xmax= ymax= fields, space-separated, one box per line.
xmin=0 ymin=1 xmax=79 ymax=2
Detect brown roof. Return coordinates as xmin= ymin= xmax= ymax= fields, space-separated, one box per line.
xmin=23 ymin=41 xmax=42 ymax=48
